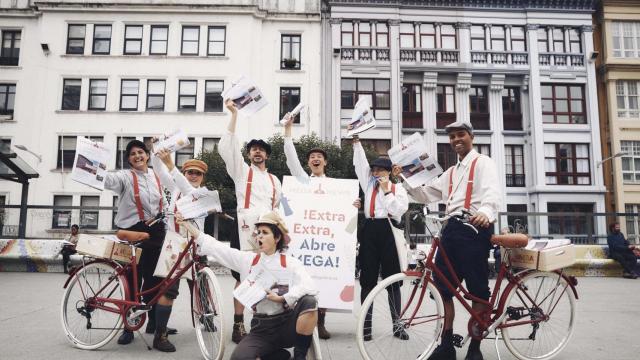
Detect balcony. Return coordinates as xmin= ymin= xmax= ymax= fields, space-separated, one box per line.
xmin=436 ymin=112 xmax=456 ymax=128
xmin=538 ymin=53 xmax=585 ymax=67
xmin=402 ymin=112 xmax=423 ymax=129
xmin=506 ymin=174 xmax=526 ymax=187
xmin=470 ymin=51 xmax=528 ymax=65
xmin=341 ymin=47 xmax=390 ymax=62
xmin=470 ymin=113 xmax=490 ymax=130
xmin=503 ymin=113 xmax=523 ymax=131
xmin=399 ymin=48 xmax=459 ymax=64
xmin=0 ymin=56 xmax=19 ymax=66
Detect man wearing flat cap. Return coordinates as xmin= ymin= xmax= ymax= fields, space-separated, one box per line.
xmin=219 ymin=99 xmax=283 ymax=343
xmin=352 ymin=135 xmax=409 ymax=342
xmin=392 ymin=121 xmax=502 ymax=360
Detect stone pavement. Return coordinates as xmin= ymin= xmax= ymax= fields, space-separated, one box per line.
xmin=1 ymin=272 xmax=639 ymax=360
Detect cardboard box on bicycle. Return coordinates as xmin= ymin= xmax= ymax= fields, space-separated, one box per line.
xmin=509 ymin=243 xmax=576 ymax=271
xmin=76 ymin=234 xmax=141 ymax=263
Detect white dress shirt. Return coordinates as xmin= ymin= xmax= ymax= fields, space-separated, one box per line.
xmin=284 ymin=136 xmax=326 ymax=182
xmin=404 ymin=148 xmax=502 ymax=222
xmin=105 ymin=168 xmax=166 ymax=229
xmin=218 ymin=131 xmax=282 ymax=212
xmin=196 ymin=232 xmax=317 ymax=315
xmin=353 ymin=142 xmax=409 ymax=223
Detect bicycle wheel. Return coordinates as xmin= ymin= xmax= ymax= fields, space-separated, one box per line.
xmin=502 ymin=271 xmax=576 ymax=360
xmin=357 ymin=272 xmax=445 ymax=360
xmin=60 ymin=261 xmax=125 ymax=349
xmin=193 ymin=267 xmax=226 ymax=360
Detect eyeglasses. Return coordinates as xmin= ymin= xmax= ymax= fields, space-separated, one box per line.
xmin=185 ymin=170 xmax=204 ymax=176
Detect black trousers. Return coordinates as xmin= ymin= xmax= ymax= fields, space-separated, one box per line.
xmin=610 ymin=249 xmax=639 ymax=274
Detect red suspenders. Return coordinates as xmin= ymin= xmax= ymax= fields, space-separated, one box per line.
xmin=244 ymin=167 xmax=277 ymax=210
xmin=369 ymin=183 xmax=396 ymax=218
xmin=250 ymin=253 xmax=287 ymax=269
xmin=447 ymin=157 xmax=480 ymax=211
xmin=131 ymin=170 xmax=163 ymax=222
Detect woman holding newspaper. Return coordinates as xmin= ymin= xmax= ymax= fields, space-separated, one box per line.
xmin=178 ymin=210 xmax=318 ymax=360
xmin=104 ymin=139 xmax=178 ymax=352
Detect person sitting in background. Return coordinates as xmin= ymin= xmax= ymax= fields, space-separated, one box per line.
xmin=607 ymin=222 xmax=639 ymax=279
xmin=61 ymin=224 xmax=79 ymax=274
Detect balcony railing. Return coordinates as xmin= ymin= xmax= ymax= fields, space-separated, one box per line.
xmin=341 ymin=47 xmax=390 ymax=62
xmin=503 ymin=113 xmax=523 ymax=131
xmin=402 ymin=112 xmax=423 ymax=129
xmin=506 ymin=174 xmax=526 ymax=187
xmin=470 ymin=113 xmax=490 ymax=130
xmin=436 ymin=112 xmax=456 ymax=128
xmin=399 ymin=48 xmax=459 ymax=64
xmin=470 ymin=51 xmax=529 ymax=65
xmin=539 ymin=52 xmax=585 ymax=67
xmin=0 ymin=56 xmax=19 ymax=66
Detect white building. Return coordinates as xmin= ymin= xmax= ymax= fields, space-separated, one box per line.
xmin=0 ymin=0 xmax=321 ymax=237
xmin=321 ymin=0 xmax=607 ymax=241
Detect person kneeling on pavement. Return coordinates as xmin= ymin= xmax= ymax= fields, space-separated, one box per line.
xmin=178 ymin=210 xmax=318 ymax=360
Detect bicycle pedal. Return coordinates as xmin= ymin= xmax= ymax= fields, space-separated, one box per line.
xmin=452 ymin=334 xmax=464 ymax=348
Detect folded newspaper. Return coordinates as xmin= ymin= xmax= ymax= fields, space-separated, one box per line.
xmin=71 ymin=136 xmax=112 ymax=190
xmin=222 ymin=75 xmax=268 ymax=116
xmin=524 ymin=239 xmax=572 ymax=251
xmin=233 ymin=263 xmax=277 ymax=308
xmin=347 ymin=97 xmax=376 ymax=137
xmin=279 ymin=102 xmax=305 ymax=125
xmin=175 ymin=188 xmax=222 ymax=220
xmin=152 ymin=129 xmax=191 ymax=154
xmin=388 ymin=132 xmax=443 ymax=188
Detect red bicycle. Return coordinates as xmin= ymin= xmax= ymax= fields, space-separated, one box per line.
xmin=357 ymin=210 xmax=578 ymax=360
xmin=60 ymin=228 xmax=226 ymax=360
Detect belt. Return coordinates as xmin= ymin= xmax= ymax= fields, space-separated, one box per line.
xmin=253 ymin=309 xmax=292 ymax=318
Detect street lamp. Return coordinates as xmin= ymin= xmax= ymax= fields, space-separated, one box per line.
xmin=14 ymin=145 xmax=43 ymax=163
xmin=597 ymin=151 xmax=627 ymax=168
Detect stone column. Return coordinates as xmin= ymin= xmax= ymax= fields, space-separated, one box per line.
xmin=489 ymin=74 xmax=507 ymax=210
xmin=389 ymin=19 xmax=402 ymax=145
xmin=455 ymin=73 xmax=472 ymax=123
xmin=582 ymin=25 xmax=604 ymax=188
xmin=456 ymin=22 xmax=471 ymax=63
xmin=423 ymin=72 xmax=438 ymax=156
xmin=526 ymin=24 xmax=546 ymax=194
xmin=329 ymin=18 xmax=342 ymax=142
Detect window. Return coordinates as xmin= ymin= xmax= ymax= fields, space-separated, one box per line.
xmin=548 ymin=203 xmax=594 ymax=237
xmin=616 ymin=80 xmax=639 ymax=118
xmin=146 ymin=80 xmax=165 ymax=111
xmin=176 ymin=137 xmax=195 ymax=167
xmin=123 ymin=25 xmax=143 ymax=55
xmin=612 ymin=22 xmax=640 ymax=58
xmin=420 ymin=24 xmax=436 ymax=48
xmin=437 ymin=143 xmax=457 ymax=170
xmin=66 ymin=24 xmax=86 ymax=54
xmin=359 ymin=139 xmax=391 ymax=156
xmin=469 ymin=86 xmax=489 ymax=130
xmin=57 ymin=136 xmax=104 ymax=170
xmin=207 ymin=26 xmax=226 ymax=56
xmin=120 ymin=79 xmax=139 ymax=111
xmin=340 ymin=78 xmax=390 ymax=115
xmin=0 ymin=138 xmax=9 ymax=153
xmin=280 ymin=87 xmax=301 ymax=124
xmin=181 ymin=26 xmax=199 ymax=55
xmin=204 ymin=80 xmax=224 ymax=112
xmin=402 ymin=84 xmax=422 ymax=128
xmin=88 ymin=79 xmax=108 ymax=111
xmin=150 ymin=25 xmax=168 ymax=55
xmin=476 ymin=144 xmax=491 ymax=156
xmin=502 ymin=87 xmax=522 ymax=130
xmin=376 ymin=23 xmax=389 ymax=47
xmin=568 ymin=28 xmax=581 ymax=53
xmin=436 ymin=85 xmax=456 ymax=128
xmin=0 ymin=30 xmax=20 ymax=61
xmin=178 ymin=80 xmax=197 ymax=111
xmin=544 ymin=143 xmax=590 ymax=185
xmin=440 ymin=24 xmax=457 ymax=49
xmin=61 ymin=79 xmax=81 ymax=110
xmin=541 ymin=84 xmax=586 ymax=124
xmin=92 ymin=24 xmax=112 ymax=55
xmin=115 ymin=136 xmax=135 ymax=169
xmin=400 ymin=23 xmax=414 ymax=48
xmin=506 ymin=204 xmax=528 ymax=233
xmin=202 ymin=137 xmax=220 ymax=153
xmin=552 ymin=28 xmax=565 ymax=53
xmin=471 ymin=25 xmax=485 ymax=51
xmin=621 ymin=141 xmax=640 ymax=183
xmin=511 ymin=26 xmax=526 ymax=51
xmin=0 ymin=84 xmax=15 ymax=115
xmin=80 ymin=196 xmax=99 ymax=229
xmin=0 ymin=194 xmax=6 ymax=236
xmin=625 ymin=204 xmax=640 ymax=242
xmin=505 ymin=145 xmax=525 ymax=187
xmin=341 ymin=22 xmax=353 ymax=46
xmin=281 ymin=34 xmax=301 ymax=69
xmin=1 ymin=30 xmax=20 ymax=65
xmin=490 ymin=26 xmax=505 ymax=51
xmin=537 ymin=28 xmax=549 ymax=53
xmin=358 ymin=23 xmax=371 ymax=47
xmin=53 ymin=195 xmax=73 ymax=229
xmin=112 ymin=196 xmax=119 ymax=229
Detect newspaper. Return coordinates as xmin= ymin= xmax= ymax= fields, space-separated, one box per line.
xmin=152 ymin=129 xmax=190 ymax=154
xmin=347 ymin=97 xmax=376 ymax=137
xmin=525 ymin=239 xmax=572 ymax=251
xmin=175 ymin=188 xmax=222 ymax=220
xmin=279 ymin=102 xmax=305 ymax=125
xmin=233 ymin=262 xmax=277 ymax=308
xmin=388 ymin=132 xmax=443 ymax=188
xmin=222 ymin=75 xmax=268 ymax=116
xmin=71 ymin=137 xmax=112 ymax=190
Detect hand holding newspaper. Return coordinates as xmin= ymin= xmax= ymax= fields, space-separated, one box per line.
xmin=222 ymin=76 xmax=268 ymax=117
xmin=280 ymin=102 xmax=305 ymax=125
xmin=152 ymin=129 xmax=190 ymax=154
xmin=71 ymin=137 xmax=112 ymax=190
xmin=347 ymin=97 xmax=376 ymax=137
xmin=175 ymin=188 xmax=222 ymax=220
xmin=233 ymin=263 xmax=278 ymax=308
xmin=388 ymin=132 xmax=443 ymax=188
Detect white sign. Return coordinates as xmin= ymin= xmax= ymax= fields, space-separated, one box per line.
xmin=152 ymin=129 xmax=190 ymax=154
xmin=388 ymin=132 xmax=443 ymax=188
xmin=175 ymin=188 xmax=222 ymax=220
xmin=71 ymin=137 xmax=112 ymax=190
xmin=222 ymin=75 xmax=268 ymax=116
xmin=347 ymin=97 xmax=376 ymax=137
xmin=280 ymin=176 xmax=359 ymax=310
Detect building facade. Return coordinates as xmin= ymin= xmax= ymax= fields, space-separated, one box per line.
xmin=321 ymin=0 xmax=607 ymax=241
xmin=595 ymin=0 xmax=640 ymax=241
xmin=0 ymin=0 xmax=321 ymax=237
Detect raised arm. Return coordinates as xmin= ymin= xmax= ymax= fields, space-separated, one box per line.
xmin=218 ymin=99 xmax=248 ymax=180
xmin=352 ymin=138 xmax=371 ymax=190
xmin=284 ymin=130 xmax=309 ymax=182
xmin=150 ymin=151 xmax=177 ymax=192
xmin=104 ymin=170 xmax=127 ymax=195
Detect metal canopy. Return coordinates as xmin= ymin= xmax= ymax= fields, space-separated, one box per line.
xmin=0 ymin=151 xmax=39 ymax=183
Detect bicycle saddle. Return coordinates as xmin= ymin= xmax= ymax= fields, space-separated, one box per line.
xmin=490 ymin=233 xmax=529 ymax=248
xmin=116 ymin=230 xmax=150 ymax=243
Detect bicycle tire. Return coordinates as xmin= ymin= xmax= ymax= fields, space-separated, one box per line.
xmin=356 ymin=272 xmax=445 ymax=360
xmin=501 ymin=271 xmax=576 ymax=360
xmin=60 ymin=261 xmax=125 ymax=349
xmin=193 ymin=267 xmax=226 ymax=360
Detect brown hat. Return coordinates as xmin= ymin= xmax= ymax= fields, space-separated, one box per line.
xmin=181 ymin=159 xmax=208 ymax=174
xmin=255 ymin=210 xmax=290 ymax=246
